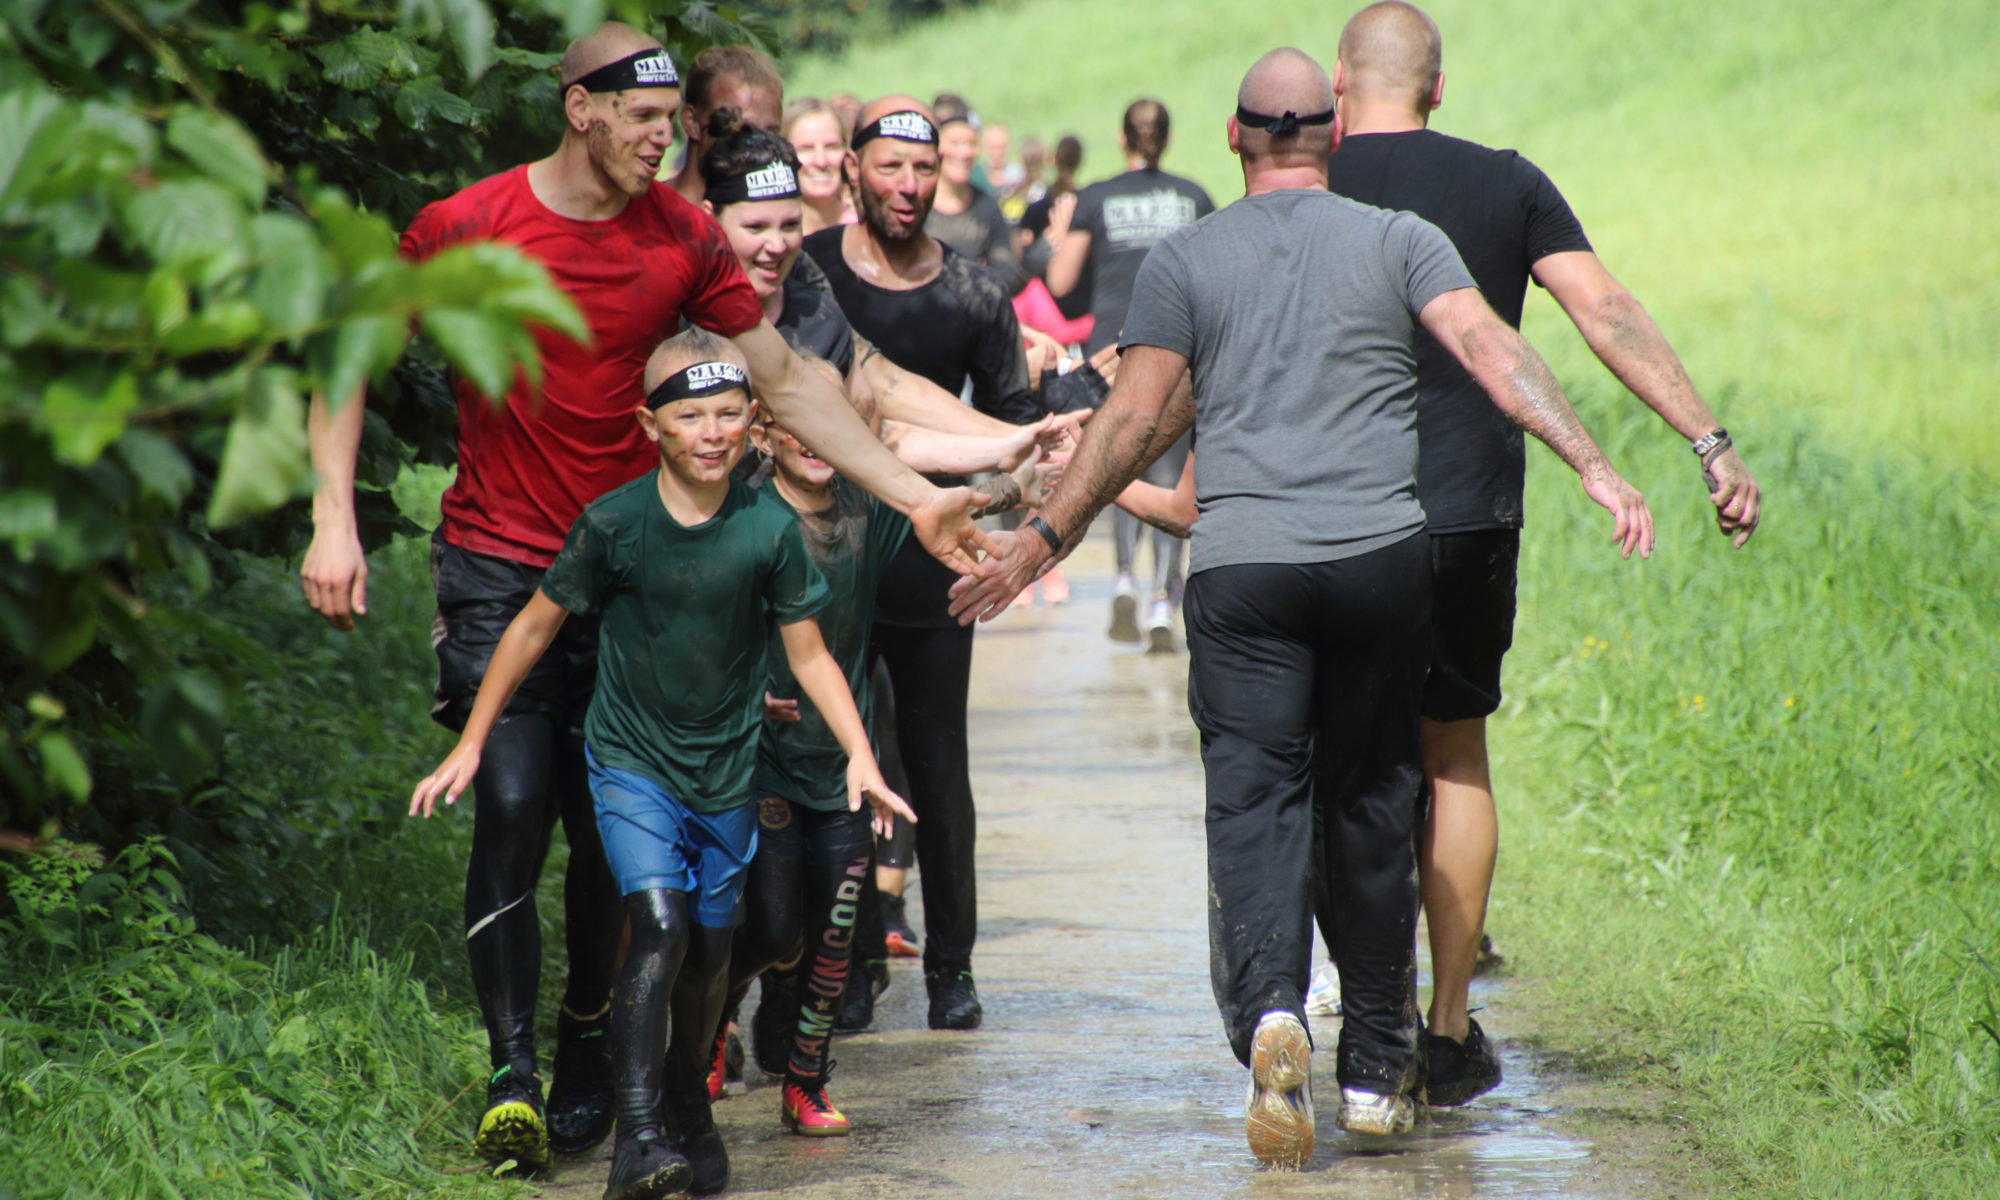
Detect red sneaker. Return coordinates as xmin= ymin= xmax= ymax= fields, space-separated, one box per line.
xmin=705 ymin=1026 xmax=728 ymax=1102
xmin=781 ymin=1067 xmax=850 ymax=1137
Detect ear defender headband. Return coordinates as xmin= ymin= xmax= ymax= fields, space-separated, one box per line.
xmin=1234 ymin=104 xmax=1335 ymax=136
xmin=706 ymin=161 xmax=802 ymax=207
xmin=850 ymin=110 xmax=939 ymax=151
xmin=564 ymin=49 xmax=680 ymax=95
xmin=647 ymin=360 xmax=750 ymax=409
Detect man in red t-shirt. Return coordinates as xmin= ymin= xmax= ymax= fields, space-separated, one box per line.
xmin=299 ymin=21 xmax=987 ymax=1175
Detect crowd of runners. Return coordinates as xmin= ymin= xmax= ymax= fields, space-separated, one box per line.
xmin=300 ymin=4 xmax=1761 ymax=1197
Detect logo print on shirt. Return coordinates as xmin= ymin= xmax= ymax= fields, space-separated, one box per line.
xmin=1102 ymin=189 xmax=1200 ymax=248
xmin=631 ymin=53 xmax=679 ymax=86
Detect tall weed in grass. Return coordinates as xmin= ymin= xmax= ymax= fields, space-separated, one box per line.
xmin=1495 ymin=390 xmax=1999 ymax=1197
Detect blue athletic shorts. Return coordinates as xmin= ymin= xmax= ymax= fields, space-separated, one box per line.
xmin=586 ymin=747 xmax=757 ymax=927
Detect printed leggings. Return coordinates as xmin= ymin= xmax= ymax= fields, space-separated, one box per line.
xmin=728 ymin=800 xmax=875 ymax=1078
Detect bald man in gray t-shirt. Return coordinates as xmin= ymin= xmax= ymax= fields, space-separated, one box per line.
xmin=949 ymin=47 xmax=1651 ymax=1169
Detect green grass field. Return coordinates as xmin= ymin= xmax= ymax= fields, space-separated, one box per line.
xmin=801 ymin=1 xmax=2000 ymax=1194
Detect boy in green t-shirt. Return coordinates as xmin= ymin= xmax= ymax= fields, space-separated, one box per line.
xmin=411 ymin=329 xmax=913 ymax=1200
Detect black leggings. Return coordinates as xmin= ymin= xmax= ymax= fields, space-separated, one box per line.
xmin=869 ymin=622 xmax=978 ymax=974
xmin=729 ymin=801 xmax=874 ymax=1076
xmin=609 ymin=888 xmax=737 ymax=1135
xmin=465 ymin=713 xmax=623 ymax=1074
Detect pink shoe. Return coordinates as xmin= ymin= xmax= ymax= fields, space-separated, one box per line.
xmin=1039 ymin=566 xmax=1071 ymax=606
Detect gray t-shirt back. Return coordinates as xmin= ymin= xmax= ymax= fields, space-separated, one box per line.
xmin=1120 ymin=189 xmax=1474 ymax=574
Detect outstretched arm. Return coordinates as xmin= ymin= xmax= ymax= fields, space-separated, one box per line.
xmin=1114 ymin=451 xmax=1197 ymax=539
xmin=1419 ymin=286 xmax=1654 ymax=560
xmin=735 ymin=321 xmax=992 ymax=574
xmin=778 ymin=618 xmax=916 ymax=835
xmin=880 ymin=414 xmax=1058 ymax=475
xmin=410 ymin=590 xmax=569 ymax=816
xmin=947 ymin=345 xmax=1192 ymax=622
xmin=1534 ymin=250 xmax=1760 ymax=545
xmin=301 ymin=388 xmax=369 ymax=630
xmin=854 ymin=344 xmax=1016 ymax=437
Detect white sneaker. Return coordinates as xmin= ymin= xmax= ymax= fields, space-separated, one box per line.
xmin=1304 ymin=963 xmax=1341 ymax=1016
xmin=1108 ymin=573 xmax=1141 ymax=643
xmin=1244 ymin=1011 xmax=1314 ymax=1169
xmin=1145 ymin=598 xmax=1175 ymax=654
xmin=1335 ymin=1085 xmax=1415 ymax=1135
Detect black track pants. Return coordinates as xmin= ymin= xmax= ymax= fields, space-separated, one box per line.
xmin=464 ymin=713 xmax=623 ymax=1074
xmin=611 ymin=888 xmax=689 ymax=1135
xmin=1182 ymin=533 xmax=1431 ymax=1090
xmin=870 ymin=622 xmax=978 ymax=974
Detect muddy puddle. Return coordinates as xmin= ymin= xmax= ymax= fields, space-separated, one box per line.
xmin=537 ymin=536 xmax=1673 ymax=1199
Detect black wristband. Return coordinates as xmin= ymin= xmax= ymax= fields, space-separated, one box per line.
xmin=1026 ymin=515 xmax=1064 ymax=555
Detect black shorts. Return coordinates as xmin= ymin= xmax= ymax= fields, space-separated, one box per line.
xmin=429 ymin=533 xmax=599 ymax=742
xmin=1420 ymin=529 xmax=1519 ymax=723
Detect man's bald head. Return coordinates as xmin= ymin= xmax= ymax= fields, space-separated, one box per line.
xmin=1234 ymin=48 xmax=1337 ymax=162
xmin=560 ymin=21 xmax=664 ymax=87
xmin=1338 ymin=2 xmax=1442 ymax=112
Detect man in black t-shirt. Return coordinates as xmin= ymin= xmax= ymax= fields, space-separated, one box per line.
xmin=800 ymin=95 xmax=1040 ymax=1035
xmin=1325 ymin=1 xmax=1764 ymax=1107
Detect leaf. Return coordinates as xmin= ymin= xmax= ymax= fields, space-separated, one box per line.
xmin=392 ymin=77 xmax=480 ymax=130
xmin=165 ymin=109 xmax=270 ymax=207
xmin=120 ymin=179 xmax=248 ymax=266
xmin=140 ymin=670 xmax=229 ymax=783
xmin=312 ymin=29 xmax=423 ymax=91
xmin=0 ymin=87 xmax=78 ymax=212
xmin=434 ymin=0 xmax=497 ymax=81
xmin=34 ymin=733 xmax=90 ymax=801
xmin=208 ymin=368 xmax=310 ymax=527
xmin=0 ymin=490 xmax=58 ymax=549
xmin=311 ymin=313 xmax=409 ymax=411
xmin=313 ymin=192 xmax=400 ymax=272
xmin=420 ymin=308 xmax=516 ymax=401
xmin=246 ymin=213 xmax=328 ymax=337
xmin=158 ymin=299 xmax=263 ymax=358
xmin=142 ymin=269 xmax=190 ymax=335
xmin=39 ymin=373 xmax=140 ymax=467
xmin=116 ymin=428 xmax=195 ymax=505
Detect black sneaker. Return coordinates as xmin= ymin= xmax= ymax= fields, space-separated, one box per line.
xmin=833 ymin=959 xmax=888 ymax=1034
xmin=882 ymin=893 xmax=921 ymax=958
xmin=603 ymin=1127 xmax=692 ymax=1200
xmin=548 ymin=1008 xmax=615 ymax=1156
xmin=752 ymin=967 xmax=799 ymax=1077
xmin=1424 ymin=1017 xmax=1503 ymax=1106
xmin=925 ymin=968 xmax=983 ymax=1030
xmin=473 ymin=1063 xmax=550 ymax=1172
xmin=661 ymin=1091 xmax=729 ymax=1196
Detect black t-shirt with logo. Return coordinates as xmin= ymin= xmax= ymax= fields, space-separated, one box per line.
xmin=802 ymin=227 xmax=1037 ymax=628
xmin=1326 ymin=130 xmax=1592 ymax=532
xmin=1072 ymin=167 xmax=1215 ymax=354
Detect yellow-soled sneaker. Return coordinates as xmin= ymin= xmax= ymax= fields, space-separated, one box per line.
xmin=473 ymin=1064 xmax=550 ymax=1172
xmin=781 ymin=1066 xmax=851 ymax=1137
xmin=1245 ymin=1011 xmax=1314 ymax=1169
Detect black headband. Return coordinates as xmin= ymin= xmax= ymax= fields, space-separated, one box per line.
xmin=1235 ymin=104 xmax=1336 ymax=136
xmin=646 ymin=360 xmax=750 ymax=408
xmin=851 ymin=110 xmax=938 ymax=151
xmin=564 ymin=49 xmax=680 ymax=95
xmin=706 ymin=162 xmax=802 ymax=207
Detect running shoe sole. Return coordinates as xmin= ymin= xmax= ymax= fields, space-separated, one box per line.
xmin=1245 ymin=1015 xmax=1314 ymax=1169
xmin=1108 ymin=594 xmax=1141 ymax=643
xmin=781 ymin=1105 xmax=852 ymax=1138
xmin=474 ymin=1100 xmax=550 ymax=1171
xmin=1146 ymin=624 xmax=1175 ymax=654
xmin=885 ymin=931 xmax=921 ymax=958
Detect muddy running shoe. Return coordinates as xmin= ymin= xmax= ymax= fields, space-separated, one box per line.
xmin=661 ymin=1091 xmax=728 ymax=1196
xmin=548 ymin=1008 xmax=614 ymax=1156
xmin=781 ymin=1062 xmax=852 ymax=1137
xmin=603 ymin=1127 xmax=691 ymax=1200
xmin=473 ymin=1063 xmax=550 ymax=1172
xmin=1473 ymin=933 xmax=1507 ymax=976
xmin=1145 ymin=598 xmax=1176 ymax=654
xmin=882 ymin=893 xmax=921 ymax=958
xmin=834 ymin=959 xmax=888 ymax=1034
xmin=1424 ymin=1018 xmax=1503 ymax=1106
xmin=1244 ymin=1011 xmax=1313 ymax=1169
xmin=1336 ymin=1085 xmax=1416 ymax=1135
xmin=925 ymin=968 xmax=983 ymax=1030
xmin=1108 ymin=573 xmax=1141 ymax=643
xmin=752 ymin=969 xmax=798 ymax=1077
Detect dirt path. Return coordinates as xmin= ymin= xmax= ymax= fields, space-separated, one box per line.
xmin=538 ymin=535 xmax=1685 ymax=1199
